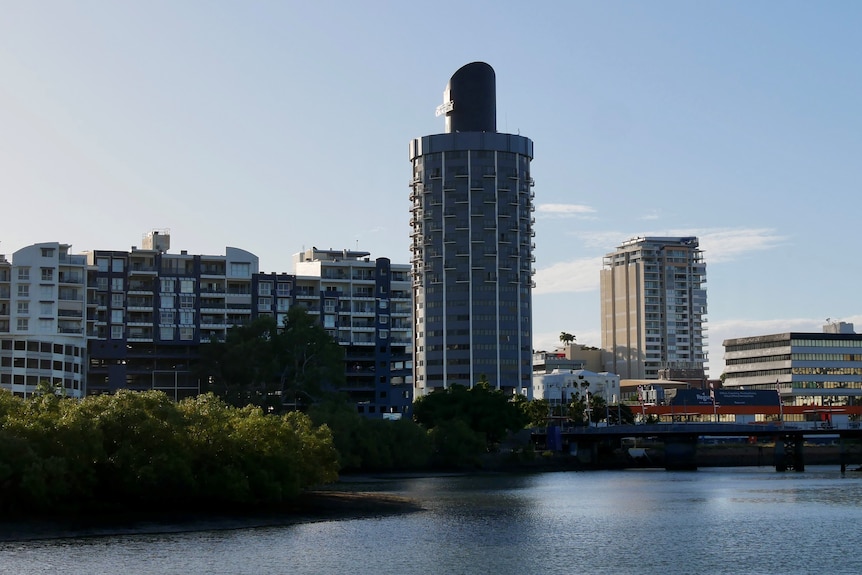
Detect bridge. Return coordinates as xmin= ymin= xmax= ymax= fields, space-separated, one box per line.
xmin=534 ymin=423 xmax=862 ymax=472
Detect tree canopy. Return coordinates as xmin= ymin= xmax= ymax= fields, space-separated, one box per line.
xmin=0 ymin=389 xmax=339 ymax=515
xmin=197 ymin=308 xmax=345 ymax=412
xmin=413 ymin=383 xmax=529 ymax=446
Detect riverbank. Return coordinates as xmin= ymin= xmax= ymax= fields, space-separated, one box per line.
xmin=0 ymin=491 xmax=424 ymax=543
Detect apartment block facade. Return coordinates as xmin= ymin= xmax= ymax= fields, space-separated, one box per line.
xmin=1 ymin=234 xmax=412 ymax=417
xmin=0 ymin=243 xmax=88 ymax=397
xmin=600 ymin=236 xmax=707 ymax=380
xmin=85 ymin=231 xmax=259 ymax=398
xmin=293 ymin=248 xmax=413 ymax=417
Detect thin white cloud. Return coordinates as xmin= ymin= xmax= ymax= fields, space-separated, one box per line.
xmin=696 ymin=228 xmax=788 ymax=264
xmin=533 ymin=256 xmax=603 ymax=295
xmin=639 ymin=209 xmax=661 ymax=221
xmin=563 ymin=230 xmax=632 ymax=250
xmin=564 ymin=227 xmax=787 ymax=263
xmin=535 ymin=203 xmax=596 ymax=218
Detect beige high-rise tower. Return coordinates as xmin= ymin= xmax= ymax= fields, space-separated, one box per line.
xmin=600 ymin=237 xmax=707 ymax=380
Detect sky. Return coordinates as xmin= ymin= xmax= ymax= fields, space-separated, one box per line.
xmin=2 ymin=1 xmax=861 ymax=377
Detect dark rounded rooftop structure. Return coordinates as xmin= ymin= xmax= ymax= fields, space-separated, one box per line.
xmin=444 ymin=62 xmax=496 ymax=133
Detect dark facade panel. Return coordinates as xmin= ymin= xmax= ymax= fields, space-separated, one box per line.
xmin=444 ymin=62 xmax=496 ymax=133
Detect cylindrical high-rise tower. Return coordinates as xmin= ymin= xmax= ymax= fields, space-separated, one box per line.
xmin=409 ymin=62 xmax=535 ymax=397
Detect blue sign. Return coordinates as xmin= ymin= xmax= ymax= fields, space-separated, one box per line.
xmin=670 ymin=389 xmax=780 ymax=407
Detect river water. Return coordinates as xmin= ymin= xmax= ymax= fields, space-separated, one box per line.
xmin=2 ymin=466 xmax=860 ymax=575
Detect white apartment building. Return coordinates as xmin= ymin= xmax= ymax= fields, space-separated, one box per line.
xmin=0 ymin=243 xmax=88 ymax=398
xmin=531 ymin=369 xmax=620 ymax=408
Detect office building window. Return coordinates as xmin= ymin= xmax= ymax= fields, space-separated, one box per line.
xmin=96 ymin=258 xmax=109 ymax=272
xmin=17 ymin=267 xmax=29 ymax=280
xmin=41 ymin=248 xmax=55 ymax=258
xmin=16 ymin=318 xmax=28 ymax=331
xmin=160 ymin=310 xmax=175 ymax=324
xmin=111 ymin=293 xmax=124 ymax=308
xmin=258 ymin=282 xmax=272 ymax=296
xmin=181 ymin=279 xmax=195 ymax=293
xmin=41 ymin=268 xmax=53 ymax=281
xmin=111 ymin=310 xmax=124 ymax=323
xmin=180 ymin=327 xmax=194 ymax=340
xmin=180 ymin=295 xmax=195 ymax=308
xmin=97 ymin=277 xmax=109 ymax=290
xmin=160 ymin=278 xmax=175 ymax=293
xmin=17 ymin=285 xmax=29 ymax=297
xmin=160 ymin=295 xmax=174 ymax=308
xmin=112 ymin=259 xmax=124 ymax=273
xmin=40 ymin=302 xmax=52 ymax=315
xmin=160 ymin=326 xmax=174 ymax=340
xmin=111 ymin=278 xmax=124 ymax=291
xmin=111 ymin=325 xmax=124 ymax=340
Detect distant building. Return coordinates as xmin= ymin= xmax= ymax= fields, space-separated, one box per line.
xmin=86 ymin=231 xmax=259 ymax=398
xmin=531 ymin=369 xmax=620 ymax=409
xmin=291 ymin=248 xmax=413 ymax=418
xmin=723 ymin=324 xmax=862 ymax=411
xmin=0 ymin=243 xmax=88 ymax=398
xmin=600 ymin=236 xmax=707 ymax=380
xmin=533 ymin=344 xmax=604 ymax=374
xmin=410 ymin=62 xmax=535 ymax=397
xmin=533 ymin=350 xmax=586 ymax=374
xmin=1 ymin=234 xmax=413 ymax=418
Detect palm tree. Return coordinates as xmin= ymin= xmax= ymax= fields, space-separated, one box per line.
xmin=559 ymin=332 xmax=576 ymax=347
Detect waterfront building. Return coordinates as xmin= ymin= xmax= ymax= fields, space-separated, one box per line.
xmin=86 ymin=230 xmax=259 ymax=398
xmin=600 ymin=236 xmax=707 ymax=381
xmin=2 ymin=235 xmax=412 ymax=416
xmin=291 ymin=248 xmax=413 ymax=418
xmin=723 ymin=324 xmax=862 ymax=423
xmin=531 ymin=368 xmax=620 ymax=409
xmin=0 ymin=243 xmax=88 ymax=398
xmin=409 ymin=62 xmax=535 ymax=397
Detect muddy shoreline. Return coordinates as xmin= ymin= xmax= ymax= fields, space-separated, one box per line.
xmin=0 ymin=491 xmax=424 ymax=543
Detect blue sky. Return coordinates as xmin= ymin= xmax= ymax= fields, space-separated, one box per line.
xmin=2 ymin=1 xmax=861 ymax=377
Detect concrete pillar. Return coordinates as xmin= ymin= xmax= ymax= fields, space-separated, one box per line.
xmin=664 ymin=436 xmax=698 ymax=471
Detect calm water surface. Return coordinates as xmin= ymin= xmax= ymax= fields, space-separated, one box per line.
xmin=2 ymin=467 xmax=860 ymax=575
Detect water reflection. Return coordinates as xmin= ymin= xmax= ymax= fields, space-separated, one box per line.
xmin=3 ymin=468 xmax=862 ymax=575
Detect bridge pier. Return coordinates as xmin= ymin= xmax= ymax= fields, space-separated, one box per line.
xmin=664 ymin=435 xmax=698 ymax=471
xmin=573 ymin=440 xmax=598 ymax=465
xmin=774 ymin=435 xmax=805 ymax=472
